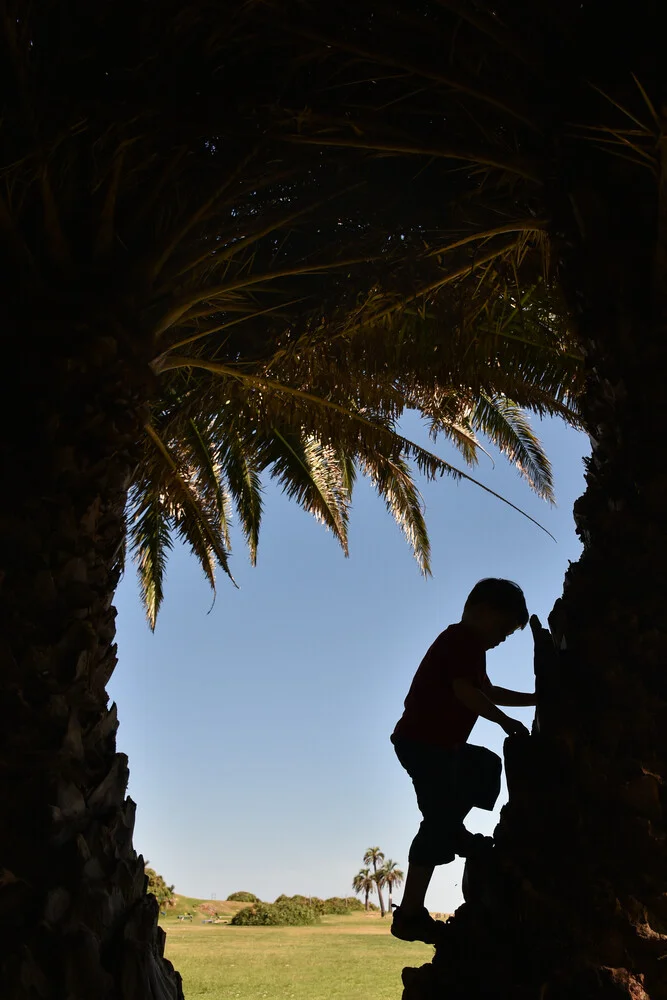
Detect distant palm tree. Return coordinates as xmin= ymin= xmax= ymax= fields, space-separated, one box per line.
xmin=381 ymin=860 xmax=405 ymax=915
xmin=352 ymin=869 xmax=375 ymax=912
xmin=363 ymin=847 xmax=386 ymax=917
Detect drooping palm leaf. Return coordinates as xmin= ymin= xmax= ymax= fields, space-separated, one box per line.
xmin=468 ymin=395 xmax=554 ymax=501
xmin=127 ymin=487 xmax=174 ymax=630
xmin=358 ymin=453 xmax=431 ymax=574
xmin=214 ymin=428 xmax=264 ymax=567
xmin=260 ymin=430 xmax=351 ymax=551
xmin=132 ymin=423 xmax=236 ymax=628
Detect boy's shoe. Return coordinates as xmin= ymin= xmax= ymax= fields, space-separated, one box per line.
xmin=390 ymin=905 xmax=442 ymax=944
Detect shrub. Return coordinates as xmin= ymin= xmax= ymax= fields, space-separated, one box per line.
xmin=274 ymin=894 xmax=325 ymax=914
xmin=145 ymin=867 xmax=175 ymax=909
xmin=269 ymin=894 xmax=365 ymax=916
xmin=226 ymin=891 xmax=260 ymax=903
xmin=230 ymin=904 xmax=282 ymax=926
xmin=344 ymin=896 xmax=365 ymax=912
xmin=322 ymin=896 xmax=365 ymax=914
xmin=231 ymin=900 xmax=319 ymax=926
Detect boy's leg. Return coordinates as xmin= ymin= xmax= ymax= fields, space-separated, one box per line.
xmin=391 ymin=739 xmax=458 ymax=940
xmin=451 ymin=746 xmax=502 ymax=855
xmin=399 ymin=862 xmax=435 ymax=915
xmin=391 ymin=860 xmax=442 ymax=944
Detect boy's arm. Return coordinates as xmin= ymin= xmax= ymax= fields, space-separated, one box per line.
xmin=452 ymin=678 xmax=529 ymax=736
xmin=487 ymin=686 xmax=536 ymax=707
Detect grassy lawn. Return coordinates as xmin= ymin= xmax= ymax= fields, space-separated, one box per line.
xmin=161 ymin=913 xmax=433 ymax=1000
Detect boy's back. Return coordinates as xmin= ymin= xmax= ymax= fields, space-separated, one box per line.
xmin=393 ymin=622 xmax=490 ymax=749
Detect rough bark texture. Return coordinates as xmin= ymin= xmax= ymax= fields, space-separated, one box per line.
xmin=400 ymin=154 xmax=667 ymax=1000
xmin=0 ymin=328 xmax=183 ymax=998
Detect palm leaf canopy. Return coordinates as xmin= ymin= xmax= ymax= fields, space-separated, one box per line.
xmin=352 ymin=868 xmax=375 ymax=894
xmin=363 ymin=847 xmax=386 ymax=868
xmin=260 ymin=0 xmax=661 ymax=325
xmin=1 ymin=2 xmax=586 ymax=628
xmin=382 ymin=860 xmax=405 ymax=888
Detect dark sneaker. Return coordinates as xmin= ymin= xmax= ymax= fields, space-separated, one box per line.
xmin=390 ymin=905 xmax=441 ymax=944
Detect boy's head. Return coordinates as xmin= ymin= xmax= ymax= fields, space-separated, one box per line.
xmin=462 ymin=578 xmax=528 ymax=650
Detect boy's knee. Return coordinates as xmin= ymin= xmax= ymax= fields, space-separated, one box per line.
xmin=410 ymin=825 xmax=458 ymax=866
xmin=409 ymin=845 xmax=456 ymax=866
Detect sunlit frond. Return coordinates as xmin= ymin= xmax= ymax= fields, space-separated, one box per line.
xmin=139 ymin=423 xmax=236 ymax=626
xmin=262 ymin=431 xmax=351 ymax=552
xmin=214 ymin=428 xmax=264 ymax=566
xmin=128 ymin=487 xmax=174 ymax=630
xmin=359 ymin=453 xmax=431 ymax=575
xmin=469 ymin=395 xmax=554 ymax=501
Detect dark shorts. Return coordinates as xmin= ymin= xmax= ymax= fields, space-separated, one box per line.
xmin=392 ymin=735 xmax=501 ymax=866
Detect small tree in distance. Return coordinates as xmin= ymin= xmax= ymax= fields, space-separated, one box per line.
xmin=381 ymin=860 xmax=405 ymax=915
xmin=144 ymin=865 xmax=175 ymax=911
xmin=352 ymin=868 xmax=375 ymax=911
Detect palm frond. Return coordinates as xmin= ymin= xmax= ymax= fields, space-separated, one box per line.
xmin=143 ymin=422 xmax=236 ymax=620
xmin=263 ymin=430 xmax=351 ymax=552
xmin=469 ymin=394 xmax=555 ymax=501
xmin=127 ymin=486 xmax=174 ymax=630
xmin=359 ymin=453 xmax=431 ymax=574
xmin=213 ymin=427 xmax=264 ymax=565
xmin=180 ymin=418 xmax=233 ymax=550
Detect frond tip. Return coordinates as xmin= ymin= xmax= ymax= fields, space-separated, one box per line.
xmin=129 ymin=422 xmax=237 ymax=629
xmin=360 ymin=453 xmax=431 ymax=575
xmin=470 ymin=395 xmax=555 ymax=502
xmin=128 ymin=487 xmax=173 ymax=631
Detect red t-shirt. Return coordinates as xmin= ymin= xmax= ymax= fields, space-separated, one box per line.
xmin=392 ymin=623 xmax=490 ymax=749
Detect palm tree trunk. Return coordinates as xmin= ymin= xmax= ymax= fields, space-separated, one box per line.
xmin=400 ymin=184 xmax=667 ymax=998
xmin=365 ymin=890 xmax=369 ymax=912
xmin=0 ymin=338 xmax=183 ymax=998
xmin=371 ymin=863 xmax=386 ymax=918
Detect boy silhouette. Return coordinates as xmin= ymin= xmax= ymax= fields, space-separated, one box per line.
xmin=390 ymin=578 xmax=536 ymax=944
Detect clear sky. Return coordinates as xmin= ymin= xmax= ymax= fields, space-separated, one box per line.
xmin=109 ymin=412 xmax=588 ymax=914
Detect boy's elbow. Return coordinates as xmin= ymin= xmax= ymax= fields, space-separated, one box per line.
xmin=452 ymin=678 xmax=484 ymax=709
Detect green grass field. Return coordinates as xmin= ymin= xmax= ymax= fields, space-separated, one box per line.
xmin=160 ymin=904 xmax=433 ymax=1000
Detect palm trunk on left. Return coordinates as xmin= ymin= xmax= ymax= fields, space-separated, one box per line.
xmin=0 ymin=328 xmax=183 ymax=998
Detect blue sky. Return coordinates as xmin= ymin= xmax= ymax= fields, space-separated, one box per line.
xmin=110 ymin=413 xmax=588 ymax=914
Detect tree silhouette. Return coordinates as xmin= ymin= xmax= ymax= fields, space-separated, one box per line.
xmin=352 ymin=868 xmax=375 ymax=912
xmin=381 ymin=860 xmax=405 ymax=916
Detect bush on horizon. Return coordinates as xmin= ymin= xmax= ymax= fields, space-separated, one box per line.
xmin=231 ymin=900 xmax=319 ymax=927
xmin=226 ymin=891 xmax=260 ymax=903
xmin=274 ymin=894 xmax=325 ymax=914
xmin=323 ymin=896 xmax=365 ymax=914
xmin=273 ymin=894 xmax=365 ymax=915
